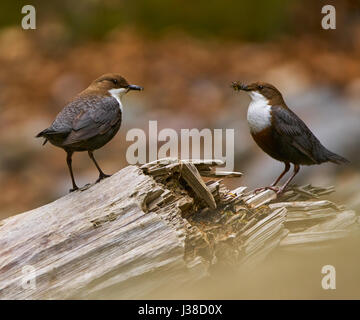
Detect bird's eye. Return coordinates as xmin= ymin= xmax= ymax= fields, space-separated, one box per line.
xmin=112 ymin=79 xmax=118 ymax=85
xmin=258 ymin=85 xmax=264 ymax=90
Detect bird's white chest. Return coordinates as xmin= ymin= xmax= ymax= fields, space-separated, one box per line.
xmin=246 ymin=92 xmax=272 ymax=133
xmin=109 ymin=88 xmax=127 ymax=112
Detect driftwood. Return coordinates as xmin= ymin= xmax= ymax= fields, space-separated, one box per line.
xmin=0 ymin=158 xmax=358 ymax=299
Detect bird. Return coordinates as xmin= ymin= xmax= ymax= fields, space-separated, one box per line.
xmin=36 ymin=73 xmax=143 ymax=192
xmin=232 ymin=81 xmax=349 ymax=194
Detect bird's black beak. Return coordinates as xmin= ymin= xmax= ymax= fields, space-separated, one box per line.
xmin=231 ymin=82 xmax=249 ymax=91
xmin=127 ymin=84 xmax=143 ymax=91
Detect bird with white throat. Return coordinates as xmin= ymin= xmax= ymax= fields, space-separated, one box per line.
xmin=232 ymin=81 xmax=349 ymax=194
xmin=36 ymin=73 xmax=143 ymax=192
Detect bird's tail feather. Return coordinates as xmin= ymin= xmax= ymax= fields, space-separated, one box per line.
xmin=35 ymin=128 xmax=50 ymax=145
xmin=35 ymin=128 xmax=48 ymax=138
xmin=325 ymin=149 xmax=350 ymax=164
xmin=36 ymin=128 xmax=69 ymax=146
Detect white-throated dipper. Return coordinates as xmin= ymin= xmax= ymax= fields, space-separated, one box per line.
xmin=232 ymin=81 xmax=349 ymax=194
xmin=36 ymin=73 xmax=143 ymax=192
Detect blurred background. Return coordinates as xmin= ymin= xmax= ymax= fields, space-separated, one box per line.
xmin=0 ymin=0 xmax=359 ymax=298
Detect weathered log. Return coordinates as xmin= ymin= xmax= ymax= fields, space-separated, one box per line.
xmin=0 ymin=158 xmax=358 ymax=299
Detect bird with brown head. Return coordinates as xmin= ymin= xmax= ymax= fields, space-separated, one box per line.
xmin=232 ymin=81 xmax=349 ymax=194
xmin=36 ymin=73 xmax=143 ymax=192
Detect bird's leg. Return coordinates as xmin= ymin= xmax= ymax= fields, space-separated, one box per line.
xmin=276 ymin=164 xmax=300 ymax=194
xmin=88 ymin=151 xmax=111 ymax=183
xmin=254 ymin=162 xmax=290 ymax=193
xmin=66 ymin=151 xmax=78 ymax=192
xmin=270 ymin=162 xmax=290 ymax=187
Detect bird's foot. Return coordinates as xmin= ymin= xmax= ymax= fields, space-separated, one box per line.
xmin=274 ymin=186 xmax=287 ymax=195
xmin=96 ymin=173 xmax=111 ymax=183
xmin=254 ymin=186 xmax=283 ymax=194
xmin=69 ymin=186 xmax=79 ymax=193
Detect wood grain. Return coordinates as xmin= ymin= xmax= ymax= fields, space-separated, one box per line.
xmin=0 ymin=158 xmax=358 ymax=299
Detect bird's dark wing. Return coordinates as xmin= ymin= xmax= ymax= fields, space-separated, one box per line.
xmin=62 ymin=95 xmax=121 ymax=146
xmin=271 ymin=105 xmax=322 ymax=164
